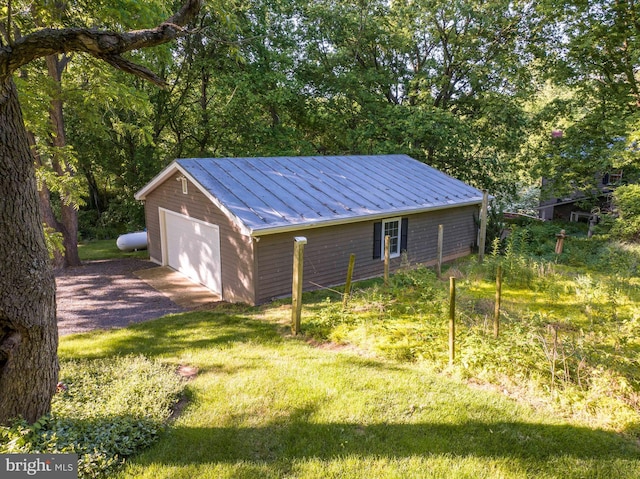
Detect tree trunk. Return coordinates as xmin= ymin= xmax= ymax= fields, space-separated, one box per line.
xmin=0 ymin=76 xmax=58 ymax=425
xmin=46 ymin=54 xmax=81 ymax=267
xmin=0 ymin=0 xmax=201 ymax=426
xmin=28 ymin=130 xmax=65 ymax=269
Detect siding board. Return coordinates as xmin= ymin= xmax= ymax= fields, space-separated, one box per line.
xmin=143 ymin=172 xmax=256 ymax=304
xmin=255 ymin=206 xmax=478 ymax=303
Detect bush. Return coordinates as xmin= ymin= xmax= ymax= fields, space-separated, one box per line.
xmin=611 ymin=184 xmax=640 ymax=241
xmin=78 ymin=198 xmax=145 ymax=240
xmin=0 ymin=355 xmax=185 ymax=479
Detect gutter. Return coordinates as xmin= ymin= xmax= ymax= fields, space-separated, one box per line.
xmin=249 ymin=199 xmax=484 ymax=237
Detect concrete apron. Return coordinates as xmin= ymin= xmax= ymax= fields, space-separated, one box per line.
xmin=134 ymin=266 xmax=221 ymax=309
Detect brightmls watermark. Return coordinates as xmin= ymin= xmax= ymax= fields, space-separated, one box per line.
xmin=1 ymin=454 xmax=77 ymax=478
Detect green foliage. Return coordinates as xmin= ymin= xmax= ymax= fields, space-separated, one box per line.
xmin=611 ymin=184 xmax=640 ymax=241
xmin=54 ymin=312 xmax=639 ymax=479
xmin=390 ymin=264 xmax=441 ymax=301
xmin=15 ymin=0 xmax=547 ymax=241
xmin=9 ymin=0 xmax=640 ymax=246
xmin=480 ymin=226 xmax=545 ymax=287
xmin=0 ymin=355 xmax=184 ymax=479
xmin=77 ymin=239 xmax=147 ymax=261
xmin=43 ymin=224 xmax=65 ymax=259
xmin=81 ymin=197 xmax=146 ymax=240
xmin=528 ymin=1 xmax=640 ymax=189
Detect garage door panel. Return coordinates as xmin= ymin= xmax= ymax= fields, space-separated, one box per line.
xmin=162 ymin=210 xmax=221 ymax=294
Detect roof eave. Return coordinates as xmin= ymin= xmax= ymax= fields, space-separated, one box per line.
xmin=135 ymin=161 xmax=253 ymax=237
xmin=134 ymin=160 xmax=181 ymax=201
xmin=249 ymin=199 xmax=483 ymax=237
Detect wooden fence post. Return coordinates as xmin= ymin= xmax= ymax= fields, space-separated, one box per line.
xmin=478 ymin=191 xmax=489 ymax=263
xmin=291 ymin=236 xmax=307 ymax=335
xmin=494 ymin=265 xmax=502 ymax=338
xmin=449 ymin=276 xmax=456 ymax=366
xmin=384 ymin=235 xmax=390 ymax=286
xmin=343 ymin=253 xmax=356 ymax=308
xmin=437 ymin=224 xmax=444 ymax=278
xmin=555 ymin=229 xmax=567 ymax=255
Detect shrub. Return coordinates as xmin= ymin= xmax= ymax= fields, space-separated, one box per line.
xmin=611 ymin=184 xmax=640 ymax=241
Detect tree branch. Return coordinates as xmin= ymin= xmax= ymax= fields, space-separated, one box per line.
xmin=99 ymin=53 xmax=167 ymax=86
xmin=0 ymin=0 xmax=203 ymax=81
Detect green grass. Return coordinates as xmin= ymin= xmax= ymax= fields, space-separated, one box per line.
xmin=56 ymin=227 xmax=640 ymax=477
xmin=58 ymin=312 xmax=640 ymax=479
xmin=78 ymin=239 xmax=149 ymax=261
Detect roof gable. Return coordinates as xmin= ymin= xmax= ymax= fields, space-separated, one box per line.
xmin=136 ymin=155 xmax=484 ymax=236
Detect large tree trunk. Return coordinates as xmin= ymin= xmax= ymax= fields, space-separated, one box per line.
xmin=0 ymin=0 xmax=202 ymax=426
xmin=0 ymin=76 xmax=58 ymax=425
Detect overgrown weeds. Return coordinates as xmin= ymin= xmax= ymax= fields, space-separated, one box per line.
xmin=300 ymin=223 xmax=640 ymax=437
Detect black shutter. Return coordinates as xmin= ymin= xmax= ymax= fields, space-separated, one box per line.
xmin=400 ymin=218 xmax=408 ymax=252
xmin=373 ymin=222 xmax=382 ymax=259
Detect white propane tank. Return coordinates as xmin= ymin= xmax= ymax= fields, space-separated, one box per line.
xmin=116 ymin=231 xmax=148 ymax=251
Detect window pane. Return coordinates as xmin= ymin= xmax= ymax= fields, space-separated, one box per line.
xmin=383 ymin=220 xmax=400 ymax=255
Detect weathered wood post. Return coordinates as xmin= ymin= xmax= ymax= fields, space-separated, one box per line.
xmin=449 ymin=276 xmax=456 ymax=366
xmin=384 ymin=235 xmax=390 ymax=286
xmin=291 ymin=236 xmax=307 ymax=335
xmin=555 ymin=229 xmax=567 ymax=255
xmin=478 ymin=191 xmax=489 ymax=263
xmin=494 ymin=265 xmax=502 ymax=338
xmin=437 ymin=224 xmax=444 ymax=278
xmin=342 ymin=253 xmax=356 ymax=308
xmin=588 ymin=215 xmax=597 ymax=238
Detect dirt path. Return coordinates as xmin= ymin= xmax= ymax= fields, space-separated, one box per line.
xmin=55 ymin=259 xmax=184 ymax=336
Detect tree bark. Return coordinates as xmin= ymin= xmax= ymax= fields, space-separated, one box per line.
xmin=0 ymin=77 xmax=58 ymax=425
xmin=0 ymin=0 xmax=203 ymax=425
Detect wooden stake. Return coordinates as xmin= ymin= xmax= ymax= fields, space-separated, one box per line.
xmin=555 ymin=229 xmax=566 ymax=255
xmin=384 ymin=235 xmax=390 ymax=286
xmin=449 ymin=276 xmax=456 ymax=366
xmin=437 ymin=224 xmax=444 ymax=278
xmin=494 ymin=265 xmax=502 ymax=338
xmin=478 ymin=190 xmax=489 ymax=263
xmin=342 ymin=253 xmax=356 ymax=308
xmin=291 ymin=236 xmax=307 ymax=335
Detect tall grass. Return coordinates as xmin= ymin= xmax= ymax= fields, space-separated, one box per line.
xmin=42 ymin=220 xmax=640 ymax=478
xmin=298 ymin=223 xmax=640 ymax=437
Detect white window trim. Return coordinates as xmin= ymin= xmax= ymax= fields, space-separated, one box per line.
xmin=381 ymin=217 xmax=402 ymax=259
xmin=177 ymin=175 xmax=188 ymax=194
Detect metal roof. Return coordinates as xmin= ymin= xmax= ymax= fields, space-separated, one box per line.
xmin=137 ymin=155 xmax=484 ymax=236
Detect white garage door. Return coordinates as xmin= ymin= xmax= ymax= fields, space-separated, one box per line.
xmin=161 ymin=210 xmax=222 ymax=294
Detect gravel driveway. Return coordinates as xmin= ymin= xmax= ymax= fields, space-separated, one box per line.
xmin=56 ymin=259 xmax=184 ymax=336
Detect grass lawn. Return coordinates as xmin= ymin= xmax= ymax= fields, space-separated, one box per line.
xmin=59 ymin=311 xmax=640 ymax=479
xmin=78 ymin=239 xmax=149 ymax=261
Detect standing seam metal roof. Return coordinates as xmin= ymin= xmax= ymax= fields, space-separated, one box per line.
xmin=171 ymin=155 xmax=484 ymax=235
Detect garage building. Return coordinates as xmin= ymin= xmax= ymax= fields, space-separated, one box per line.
xmin=135 ymin=155 xmax=484 ymax=305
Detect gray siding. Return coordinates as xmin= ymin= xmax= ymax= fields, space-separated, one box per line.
xmin=255 ymin=205 xmax=478 ymax=304
xmin=144 ymin=172 xmax=478 ymax=306
xmin=143 ymin=172 xmax=256 ymax=304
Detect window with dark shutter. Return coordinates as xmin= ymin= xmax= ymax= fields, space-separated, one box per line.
xmin=374 ymin=218 xmax=408 ymax=259
xmin=373 ymin=222 xmax=382 ymax=259
xmin=401 ymin=218 xmax=408 ymax=252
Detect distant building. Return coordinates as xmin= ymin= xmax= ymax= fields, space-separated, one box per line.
xmin=538 ymin=171 xmax=622 ymax=221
